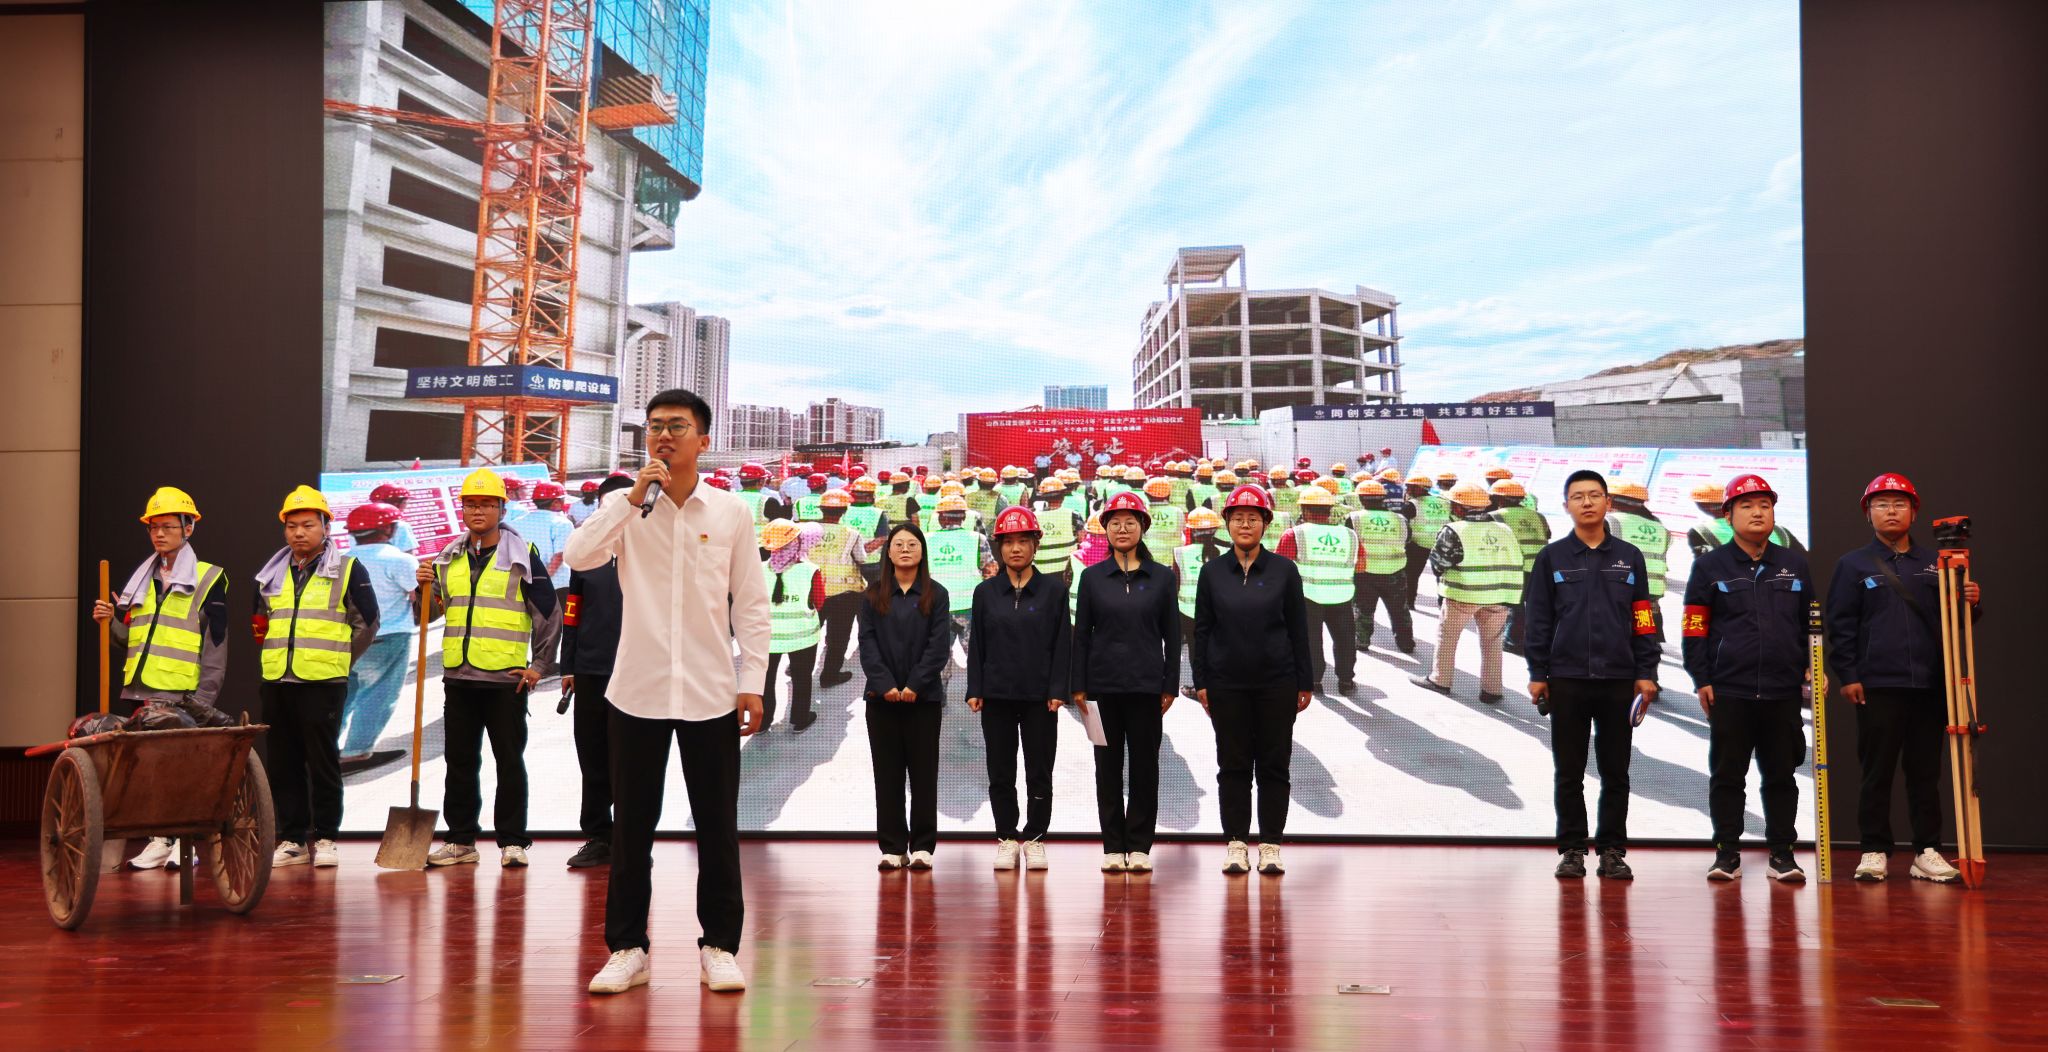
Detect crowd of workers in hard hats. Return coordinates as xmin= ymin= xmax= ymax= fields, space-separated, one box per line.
xmin=90 ymin=438 xmax=1984 ymax=903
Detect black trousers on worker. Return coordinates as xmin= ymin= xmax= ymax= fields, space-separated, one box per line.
xmin=1707 ymin=696 xmax=1804 ymax=850
xmin=981 ymin=697 xmax=1058 ymax=841
xmin=442 ymin=680 xmax=531 ymax=848
xmin=1855 ymin=687 xmax=1945 ymax=852
xmin=1305 ymin=600 xmax=1357 ymax=687
xmin=1503 ymin=603 xmax=1527 ymax=654
xmin=820 ymin=592 xmax=864 ymax=677
xmin=1548 ymin=677 xmax=1634 ymax=854
xmin=763 ymin=646 xmax=817 ymax=726
xmin=1404 ymin=545 xmax=1432 ymax=610
xmin=867 ymin=699 xmax=942 ymax=856
xmin=571 ymin=672 xmax=612 ymax=840
xmin=605 ymin=707 xmax=743 ymax=954
xmin=1207 ymin=685 xmax=1298 ymax=842
xmin=1094 ymin=693 xmax=1163 ymax=854
xmin=1352 ymin=571 xmax=1413 ymax=651
xmin=262 ymin=680 xmax=346 ymax=844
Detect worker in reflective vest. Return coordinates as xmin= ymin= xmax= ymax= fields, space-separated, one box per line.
xmin=1189 ymin=462 xmax=1221 ymax=511
xmin=1141 ymin=477 xmax=1186 ymax=558
xmin=842 ymin=476 xmax=890 ymax=564
xmin=1166 ymin=461 xmax=1194 ymax=509
xmin=1174 ymin=508 xmax=1226 ymax=650
xmin=1686 ymin=480 xmax=1806 ymax=556
xmin=254 ymin=485 xmax=379 ymax=869
xmin=1489 ymin=478 xmax=1551 ymax=656
xmin=1404 ymin=473 xmax=1454 ymax=611
xmin=758 ymin=520 xmax=825 ymax=732
xmin=732 ymin=463 xmax=771 ymax=526
xmin=925 ymin=496 xmax=995 ymax=666
xmin=995 ymin=465 xmax=1031 ymax=508
xmin=1276 ymin=487 xmax=1362 ymax=693
xmin=811 ymin=488 xmax=871 ymax=688
xmin=1345 ymin=481 xmax=1413 ymax=654
xmin=965 ymin=470 xmax=1006 ymax=534
xmin=1412 ymin=482 xmax=1522 ymax=703
xmin=1606 ymin=480 xmax=1671 ymax=639
xmin=1031 ymin=477 xmax=1083 ymax=580
xmin=793 ymin=473 xmax=828 ymax=522
xmin=875 ymin=471 xmax=917 ymax=532
xmin=92 ymin=485 xmax=232 ymax=872
xmin=416 ymin=468 xmax=560 ymax=869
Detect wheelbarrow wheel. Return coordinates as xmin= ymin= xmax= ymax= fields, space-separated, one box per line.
xmin=206 ymin=750 xmax=274 ymax=914
xmin=42 ymin=748 xmax=104 ymax=930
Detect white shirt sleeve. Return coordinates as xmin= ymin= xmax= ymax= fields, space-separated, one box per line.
xmin=727 ymin=503 xmax=773 ymax=695
xmin=565 ymin=490 xmax=631 ymax=572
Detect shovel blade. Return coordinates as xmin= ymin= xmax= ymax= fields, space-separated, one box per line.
xmin=374 ymin=806 xmax=438 ymax=870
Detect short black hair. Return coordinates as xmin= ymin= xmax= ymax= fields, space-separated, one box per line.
xmin=647 ymin=388 xmax=712 ymax=434
xmin=1563 ymin=469 xmax=1608 ymax=498
xmin=597 ymin=474 xmax=634 ymax=499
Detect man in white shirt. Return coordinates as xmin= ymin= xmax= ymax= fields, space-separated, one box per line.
xmin=566 ymin=388 xmax=771 ymax=997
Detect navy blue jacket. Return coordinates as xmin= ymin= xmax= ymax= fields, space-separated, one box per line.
xmin=857 ymin=578 xmax=953 ymax=705
xmin=965 ymin=569 xmax=1071 ymax=703
xmin=1522 ymin=529 xmax=1660 ymax=683
xmin=1825 ymin=538 xmax=1981 ymax=690
xmin=1191 ymin=546 xmax=1313 ymax=692
xmin=1072 ymin=556 xmax=1179 ymax=697
xmin=1680 ymin=541 xmax=1811 ymax=701
xmin=558 ymin=561 xmax=621 ymax=676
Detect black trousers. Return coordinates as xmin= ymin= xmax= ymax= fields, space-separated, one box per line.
xmin=1305 ymin=600 xmax=1357 ymax=685
xmin=764 ymin=646 xmax=817 ymax=726
xmin=605 ymin=707 xmax=743 ymax=954
xmin=981 ymin=697 xmax=1057 ymax=841
xmin=1707 ymin=696 xmax=1804 ymax=850
xmin=1855 ymin=687 xmax=1945 ymax=852
xmin=820 ymin=592 xmax=864 ymax=676
xmin=1094 ymin=693 xmax=1163 ymax=854
xmin=1503 ymin=603 xmax=1527 ymax=653
xmin=572 ymin=671 xmax=612 ymax=840
xmin=1404 ymin=545 xmax=1431 ymax=610
xmin=262 ymin=680 xmax=346 ymax=844
xmin=866 ymin=699 xmax=942 ymax=855
xmin=1548 ymin=678 xmax=1634 ymax=853
xmin=1353 ymin=571 xmax=1413 ymax=650
xmin=1208 ymin=686 xmax=1298 ymax=841
xmin=442 ymin=680 xmax=531 ymax=848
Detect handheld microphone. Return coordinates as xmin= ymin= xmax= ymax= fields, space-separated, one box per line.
xmin=640 ymin=476 xmax=662 ymax=518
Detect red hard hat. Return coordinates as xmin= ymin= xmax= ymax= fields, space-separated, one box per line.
xmin=1862 ymin=472 xmax=1919 ymax=509
xmin=914 ymin=465 xmax=929 ymax=476
xmin=705 ymin=475 xmax=731 ymax=490
xmin=1297 ymin=456 xmax=1312 ymax=467
xmin=808 ymin=473 xmax=827 ymax=489
xmin=851 ymin=462 xmax=867 ymax=474
xmin=499 ymin=473 xmax=526 ymax=496
xmin=1722 ymin=474 xmax=1777 ymax=510
xmin=738 ymin=463 xmax=767 ymax=480
xmin=580 ymin=479 xmax=600 ymax=494
xmin=1101 ymin=490 xmax=1152 ymax=532
xmin=993 ymin=506 xmax=1041 ymax=538
xmin=532 ymin=481 xmax=566 ymax=503
xmin=345 ymin=502 xmax=402 ymax=533
xmin=1223 ymin=484 xmax=1275 ymax=521
xmin=876 ymin=469 xmax=894 ymax=483
xmin=369 ymin=483 xmax=408 ymax=503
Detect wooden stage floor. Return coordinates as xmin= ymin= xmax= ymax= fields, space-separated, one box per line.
xmin=1 ymin=839 xmax=2040 ymax=1050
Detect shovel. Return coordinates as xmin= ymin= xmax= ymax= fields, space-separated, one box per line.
xmin=375 ymin=583 xmax=439 ymax=870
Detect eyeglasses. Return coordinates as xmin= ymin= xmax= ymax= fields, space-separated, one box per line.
xmin=144 ymin=523 xmax=186 ymax=534
xmin=646 ymin=421 xmax=698 ymax=436
xmin=1867 ymin=499 xmax=1913 ymax=512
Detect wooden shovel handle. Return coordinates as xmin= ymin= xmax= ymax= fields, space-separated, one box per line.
xmin=98 ymin=560 xmax=110 ymax=714
xmin=412 ymin=575 xmax=431 ymax=787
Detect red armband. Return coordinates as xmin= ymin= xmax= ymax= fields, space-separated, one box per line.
xmin=563 ymin=594 xmax=580 ymax=626
xmin=251 ymin=613 xmax=269 ymax=642
xmin=1681 ymin=604 xmax=1710 ymax=638
xmin=1631 ymin=600 xmax=1657 ymax=636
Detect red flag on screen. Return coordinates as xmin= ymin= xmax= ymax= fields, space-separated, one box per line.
xmin=1419 ymin=418 xmax=1442 ymax=446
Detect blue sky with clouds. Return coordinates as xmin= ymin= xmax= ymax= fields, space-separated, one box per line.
xmin=629 ymin=0 xmax=1802 ymax=442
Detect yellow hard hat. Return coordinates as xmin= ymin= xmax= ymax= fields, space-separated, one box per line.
xmin=278 ymin=484 xmax=331 ymax=523
xmin=1214 ymin=470 xmax=1240 ymax=485
xmin=851 ymin=476 xmax=879 ymax=494
xmin=977 ymin=467 xmax=998 ymax=482
xmin=1038 ymin=477 xmax=1067 ymax=494
xmin=1483 ymin=465 xmax=1514 ymax=481
xmin=1490 ymin=479 xmax=1527 ymax=499
xmin=938 ymin=481 xmax=967 ymax=497
xmin=1144 ymin=478 xmax=1172 ymax=499
xmin=140 ymin=486 xmax=201 ymax=523
xmin=1233 ymin=459 xmax=1252 ymax=473
xmin=1268 ymin=466 xmax=1289 ymax=481
xmin=936 ymin=494 xmax=969 ymax=514
xmin=1406 ymin=473 xmax=1433 ymax=487
xmin=1085 ymin=513 xmax=1105 ymax=535
xmin=1314 ymin=476 xmax=1341 ymax=495
xmin=1612 ymin=480 xmax=1650 ymax=502
xmin=460 ymin=468 xmax=508 ymax=501
xmin=1187 ymin=508 xmax=1224 ymax=532
xmin=1435 ymin=468 xmax=1459 ymax=483
xmin=1330 ymin=462 xmax=1348 ymax=474
xmin=1245 ymin=459 xmax=1261 ymax=471
xmin=922 ymin=476 xmax=943 ymax=492
xmin=1449 ymin=482 xmax=1493 ymax=509
xmin=1378 ymin=468 xmax=1402 ymax=482
xmin=760 ymin=520 xmax=802 ymax=551
xmin=1688 ymin=481 xmax=1723 ymax=503
xmin=1297 ymin=486 xmax=1336 ymax=507
xmin=1000 ymin=465 xmax=1021 ymax=479
xmin=1123 ymin=465 xmax=1146 ymax=481
xmin=1195 ymin=462 xmax=1215 ymax=477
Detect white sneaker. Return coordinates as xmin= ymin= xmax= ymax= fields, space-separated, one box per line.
xmin=1258 ymin=843 xmax=1285 ymax=875
xmin=427 ymin=842 xmax=480 ymax=867
xmin=700 ymin=946 xmax=747 ymax=992
xmin=906 ymin=850 xmax=934 ymax=871
xmin=1853 ymin=851 xmax=1888 ymax=882
xmin=1223 ymin=840 xmax=1250 ymax=875
xmin=994 ymin=839 xmax=1020 ymax=871
xmin=312 ymin=839 xmax=339 ymax=868
xmin=1911 ymin=848 xmax=1960 ymax=884
xmin=1125 ymin=851 xmax=1152 ymax=872
xmin=272 ymin=841 xmax=310 ymax=868
xmin=130 ymin=837 xmax=175 ymax=870
xmin=588 ymin=948 xmax=650 ymax=994
xmin=877 ymin=853 xmax=907 ymax=871
xmin=501 ymin=845 xmax=530 ymax=868
xmin=1023 ymin=841 xmax=1048 ymax=871
xmin=1101 ymin=852 xmax=1128 ymax=873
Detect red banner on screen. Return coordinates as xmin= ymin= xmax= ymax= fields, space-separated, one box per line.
xmin=964 ymin=409 xmax=1204 ymax=471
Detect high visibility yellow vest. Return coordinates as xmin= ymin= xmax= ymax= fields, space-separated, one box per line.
xmin=1262 ymin=510 xmax=1292 ymax=551
xmin=1414 ymin=494 xmax=1452 ymax=545
xmin=734 ymin=488 xmax=768 ymax=522
xmin=1442 ymin=519 xmax=1522 ymax=606
xmin=1346 ymin=508 xmax=1409 ymax=575
xmin=1143 ymin=502 xmax=1184 ymax=558
xmin=1189 ymin=482 xmax=1219 ymax=510
xmin=926 ymin=528 xmax=981 ymax=614
xmin=875 ymin=490 xmax=912 ymax=527
xmin=1293 ymin=523 xmax=1358 ymax=605
xmin=123 ymin=561 xmax=226 ymax=693
xmin=1493 ymin=505 xmax=1550 ymax=574
xmin=1034 ymin=506 xmax=1078 ymax=574
xmin=1174 ymin=541 xmax=1215 ymax=619
xmin=1273 ymin=486 xmax=1301 ymax=520
xmin=1168 ymin=477 xmax=1192 ymax=507
xmin=441 ymin=546 xmax=535 ymax=671
xmin=843 ymin=504 xmax=883 ymax=539
xmin=1609 ymin=511 xmax=1670 ymax=598
xmin=813 ymin=523 xmax=867 ymax=596
xmin=965 ymin=487 xmax=1002 ymax=526
xmin=260 ymin=558 xmax=357 ymax=682
xmin=794 ymin=494 xmax=823 ymax=522
xmin=763 ymin=561 xmax=822 ymax=654
xmin=996 ymin=482 xmax=1029 ymax=507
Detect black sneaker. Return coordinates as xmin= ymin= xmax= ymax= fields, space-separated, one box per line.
xmin=791 ymin=710 xmax=818 ymax=732
xmin=1768 ymin=850 xmax=1806 ymax=883
xmin=1398 ymin=641 xmax=1415 ymax=654
xmin=819 ymin=670 xmax=853 ymax=688
xmin=1554 ymin=849 xmax=1587 ymax=879
xmin=1336 ymin=679 xmax=1356 ymax=693
xmin=1707 ymin=851 xmax=1741 ymax=881
xmin=1409 ymin=674 xmax=1451 ymax=696
xmin=1478 ymin=691 xmax=1504 ymax=704
xmin=566 ymin=840 xmax=611 ymax=869
xmin=1596 ymin=849 xmax=1634 ymax=880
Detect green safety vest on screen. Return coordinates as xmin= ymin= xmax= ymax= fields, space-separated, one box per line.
xmin=441 ymin=546 xmax=535 ymax=671
xmin=1413 ymin=494 xmax=1452 ymax=545
xmin=926 ymin=527 xmax=980 ymax=614
xmin=259 ymin=557 xmax=357 ymax=682
xmin=123 ymin=561 xmax=227 ymax=693
xmin=876 ymin=490 xmax=912 ymax=526
xmin=996 ymin=482 xmax=1029 ymax=507
xmin=1144 ymin=503 xmax=1185 ymax=557
xmin=1168 ymin=477 xmax=1192 ymax=507
xmin=1273 ymin=486 xmax=1301 ymax=520
xmin=794 ymin=494 xmax=823 ymax=522
xmin=1708 ymin=517 xmax=1792 ymax=548
xmin=1346 ymin=509 xmax=1409 ymax=575
xmin=1034 ymin=507 xmax=1078 ymax=574
xmin=1493 ymin=505 xmax=1550 ymax=574
xmin=1262 ymin=510 xmax=1292 ymax=551
xmin=1292 ymin=522 xmax=1358 ymax=605
xmin=1442 ymin=519 xmax=1522 ymax=606
xmin=1608 ymin=511 xmax=1670 ymax=598
xmin=1068 ymin=555 xmax=1085 ymax=625
xmin=843 ymin=504 xmax=882 ymax=538
xmin=734 ymin=488 xmax=768 ymax=523
xmin=964 ymin=487 xmax=1003 ymax=529
xmin=1190 ymin=482 xmax=1219 ymax=509
xmin=1174 ymin=541 xmax=1215 ymax=619
xmin=763 ymin=561 xmax=822 ymax=654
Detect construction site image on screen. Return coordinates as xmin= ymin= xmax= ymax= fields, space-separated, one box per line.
xmin=315 ymin=1 xmax=1806 ymax=838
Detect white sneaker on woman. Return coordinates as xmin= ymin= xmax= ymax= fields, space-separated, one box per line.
xmin=1911 ymin=848 xmax=1960 ymax=883
xmin=272 ymin=841 xmax=309 ymax=867
xmin=1258 ymin=843 xmax=1285 ymax=875
xmin=1023 ymin=841 xmax=1049 ymax=870
xmin=877 ymin=853 xmax=907 ymax=870
xmin=313 ymin=839 xmax=339 ymax=867
xmin=1223 ymin=841 xmax=1251 ymax=875
xmin=700 ymin=946 xmax=746 ymax=992
xmin=907 ymin=850 xmax=934 ymax=870
xmin=588 ymin=948 xmax=650 ymax=994
xmin=994 ymin=839 xmax=1020 ymax=870
xmin=1125 ymin=851 xmax=1153 ymax=872
xmin=1853 ymin=851 xmax=1888 ymax=882
xmin=1101 ymin=852 xmax=1128 ymax=873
